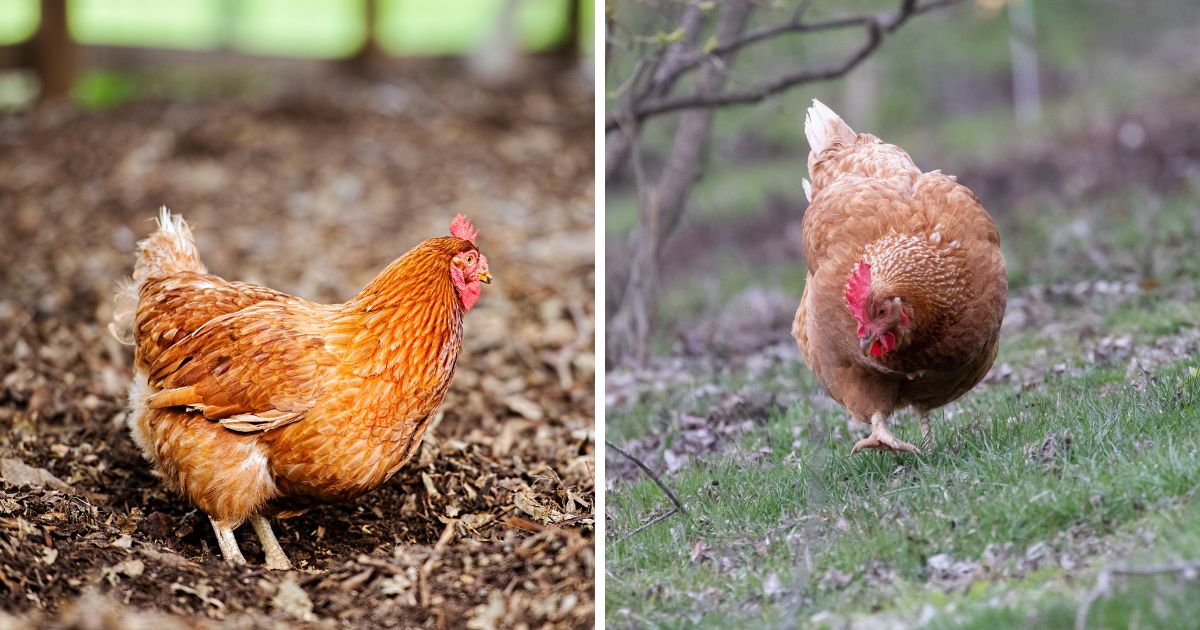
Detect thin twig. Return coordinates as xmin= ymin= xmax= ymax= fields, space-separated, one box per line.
xmin=618 ymin=18 xmax=881 ymax=125
xmin=606 ymin=439 xmax=688 ymax=524
xmin=711 ymin=0 xmax=938 ymax=57
xmin=791 ymin=0 xmax=816 ymax=24
xmin=607 ymin=2 xmax=709 ymax=178
xmin=418 ymin=519 xmax=458 ymax=607
xmin=1076 ymin=560 xmax=1200 ymax=630
xmin=627 ymin=507 xmax=680 ymax=538
xmin=1110 ymin=560 xmax=1200 ymax=576
xmin=1075 ymin=568 xmax=1111 ymax=630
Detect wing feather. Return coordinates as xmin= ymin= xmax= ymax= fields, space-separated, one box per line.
xmin=136 ymin=273 xmax=340 ymax=432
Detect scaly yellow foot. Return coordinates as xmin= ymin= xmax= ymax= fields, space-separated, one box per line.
xmin=850 ymin=412 xmax=921 ymax=455
xmin=250 ymin=514 xmax=293 ymax=571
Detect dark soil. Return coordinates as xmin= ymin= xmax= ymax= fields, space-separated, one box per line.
xmin=0 ymin=59 xmax=594 ymax=628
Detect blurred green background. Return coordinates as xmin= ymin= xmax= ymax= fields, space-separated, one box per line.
xmin=0 ymin=0 xmax=592 ymax=56
xmin=0 ymin=0 xmax=593 ymax=108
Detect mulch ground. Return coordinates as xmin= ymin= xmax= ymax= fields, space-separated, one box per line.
xmin=0 ymin=59 xmax=594 ymax=628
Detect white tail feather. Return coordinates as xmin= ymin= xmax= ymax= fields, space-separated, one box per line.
xmin=803 ymin=99 xmax=857 ymax=202
xmin=133 ymin=206 xmax=204 ymax=288
xmin=804 ymin=99 xmax=855 ymax=157
xmin=109 ymin=206 xmax=206 ymax=345
xmin=156 ymin=206 xmax=188 ymax=239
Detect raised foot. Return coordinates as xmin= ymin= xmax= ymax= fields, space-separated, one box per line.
xmin=851 ymin=429 xmax=921 ymax=455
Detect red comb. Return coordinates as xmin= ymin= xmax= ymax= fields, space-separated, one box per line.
xmin=845 ymin=261 xmax=872 ymax=326
xmin=450 ymin=214 xmax=479 ymax=243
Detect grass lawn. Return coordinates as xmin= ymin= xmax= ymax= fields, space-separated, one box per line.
xmin=607 ymin=335 xmax=1200 ymax=627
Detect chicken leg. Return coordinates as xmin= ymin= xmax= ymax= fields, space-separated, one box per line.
xmin=851 ymin=412 xmax=921 ymax=455
xmin=250 ymin=515 xmax=293 ymax=571
xmin=919 ymin=411 xmax=934 ymax=452
xmin=209 ymin=516 xmax=247 ymax=565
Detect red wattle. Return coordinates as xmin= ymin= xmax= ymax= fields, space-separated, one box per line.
xmin=870 ymin=332 xmax=896 ymax=357
xmin=450 ymin=267 xmax=481 ymax=311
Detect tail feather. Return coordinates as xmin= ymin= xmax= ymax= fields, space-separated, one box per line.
xmin=803 ymin=99 xmax=857 ymax=201
xmin=804 ymin=99 xmax=855 ymax=158
xmin=134 ymin=207 xmax=205 ymax=287
xmin=110 ymin=207 xmax=205 ymax=344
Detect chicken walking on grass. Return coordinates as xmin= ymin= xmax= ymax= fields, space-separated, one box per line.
xmin=792 ymin=100 xmax=1007 ymax=455
xmin=111 ymin=209 xmax=491 ymax=569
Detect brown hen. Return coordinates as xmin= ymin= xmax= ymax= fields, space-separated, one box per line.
xmin=111 ymin=209 xmax=491 ymax=569
xmin=792 ymin=100 xmax=1007 ymax=455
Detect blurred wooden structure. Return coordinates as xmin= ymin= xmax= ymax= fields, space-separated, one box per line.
xmin=33 ymin=0 xmax=75 ymax=100
xmin=0 ymin=0 xmax=586 ymax=102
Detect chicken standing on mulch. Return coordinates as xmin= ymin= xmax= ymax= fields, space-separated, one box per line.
xmin=0 ymin=62 xmax=594 ymax=627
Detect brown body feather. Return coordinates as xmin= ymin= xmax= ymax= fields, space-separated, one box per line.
xmin=793 ymin=105 xmax=1007 ymax=425
xmin=120 ymin=212 xmax=476 ymax=528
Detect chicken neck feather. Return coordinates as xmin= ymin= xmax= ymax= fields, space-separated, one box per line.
xmin=338 ymin=236 xmax=472 ymax=383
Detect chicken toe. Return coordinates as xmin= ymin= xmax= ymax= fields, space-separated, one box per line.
xmin=850 ymin=413 xmax=921 ymax=455
xmin=250 ymin=515 xmax=293 ymax=571
xmin=209 ymin=517 xmax=247 ymax=565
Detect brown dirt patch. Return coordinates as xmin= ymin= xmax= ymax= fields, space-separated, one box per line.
xmin=0 ymin=60 xmax=594 ymax=627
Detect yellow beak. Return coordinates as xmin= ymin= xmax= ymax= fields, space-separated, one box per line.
xmin=479 ymin=270 xmax=493 ymax=284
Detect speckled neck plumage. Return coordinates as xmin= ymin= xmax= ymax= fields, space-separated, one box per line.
xmin=862 ymin=232 xmax=965 ymax=337
xmin=341 ymin=237 xmax=471 ymax=383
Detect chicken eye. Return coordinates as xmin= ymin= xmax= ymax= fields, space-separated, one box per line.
xmin=465 ymin=255 xmax=475 ymax=265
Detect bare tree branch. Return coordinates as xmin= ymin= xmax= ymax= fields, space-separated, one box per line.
xmin=606 ymin=4 xmax=708 ymax=179
xmin=682 ymin=0 xmax=950 ymax=72
xmin=604 ymin=0 xmax=961 ymax=133
xmin=608 ymin=0 xmax=754 ymax=364
xmin=605 ymin=439 xmax=688 ymax=517
xmin=626 ymin=506 xmax=680 ymax=538
xmin=1110 ymin=560 xmax=1200 ymax=576
xmin=791 ymin=0 xmax=816 ymax=24
xmin=627 ymin=19 xmax=883 ymax=124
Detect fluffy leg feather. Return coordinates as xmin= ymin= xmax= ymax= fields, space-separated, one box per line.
xmin=249 ymin=515 xmax=293 ymax=571
xmin=851 ymin=412 xmax=920 ymax=455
